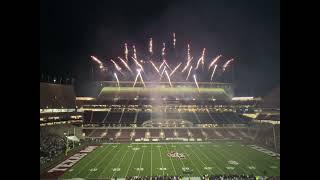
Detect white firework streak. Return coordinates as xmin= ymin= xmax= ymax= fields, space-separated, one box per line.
xmin=187 ymin=44 xmax=191 ymax=61
xmin=165 ymin=70 xmax=172 ymax=87
xmin=124 ymin=43 xmax=128 ymax=61
xmin=149 ymin=61 xmax=160 ymax=75
xmin=181 ymin=57 xmax=193 ymax=72
xmin=159 ymin=60 xmax=165 ymax=70
xmin=163 ymin=60 xmax=172 ymax=71
xmin=138 ymin=72 xmax=146 ymax=87
xmin=90 ymin=56 xmax=103 ymax=66
xmin=169 ymin=63 xmax=182 ymax=77
xmin=133 ymin=45 xmax=137 ymax=60
xmin=159 ymin=66 xmax=166 ymax=80
xmin=208 ymin=55 xmax=222 ymax=70
xmin=223 ymin=58 xmax=234 ymax=71
xmin=162 ymin=42 xmax=166 ymax=59
xmin=173 ymin=32 xmax=176 ymax=48
xmin=131 ymin=56 xmax=144 ymax=72
xmin=201 ymin=48 xmax=206 ymax=65
xmin=133 ymin=69 xmax=142 ymax=87
xmin=210 ymin=64 xmax=218 ymax=81
xmin=186 ymin=65 xmax=193 ymax=80
xmin=118 ymin=57 xmax=133 ymax=73
xmin=195 ymin=57 xmax=202 ymax=70
xmin=114 ymin=73 xmax=120 ymax=90
xmin=110 ymin=59 xmax=122 ymax=71
xmin=193 ymin=74 xmax=200 ymax=92
xmin=149 ymin=38 xmax=153 ymax=54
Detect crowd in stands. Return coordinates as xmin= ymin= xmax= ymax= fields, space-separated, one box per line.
xmin=40 ymin=132 xmax=65 ymax=166
xmin=83 ymin=111 xmax=251 ymax=126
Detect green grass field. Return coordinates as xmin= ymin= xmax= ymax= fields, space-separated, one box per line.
xmin=61 ymin=142 xmax=279 ymax=179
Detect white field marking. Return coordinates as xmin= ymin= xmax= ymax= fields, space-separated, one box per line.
xmin=112 ymin=150 xmax=129 ymax=178
xmin=112 ymin=146 xmax=118 ymax=148
xmin=270 ymin=166 xmax=277 ymax=169
xmin=142 ymin=145 xmax=147 ymax=148
xmin=158 ymin=145 xmax=165 ymax=176
xmin=186 ymin=144 xmax=214 ymax=174
xmin=125 ymin=145 xmax=139 ymax=177
xmin=137 ymin=147 xmax=146 ymax=177
xmin=193 ymin=144 xmax=225 ymax=174
xmin=69 ymin=169 xmax=74 ymax=172
xmin=96 ymin=145 xmax=125 ymax=178
xmin=165 ymin=143 xmax=177 ymax=175
xmin=199 ymin=145 xmax=204 ymax=147
xmin=112 ymin=168 xmax=120 ymax=172
xmin=151 ymin=144 xmax=152 ymax=176
xmin=173 ymin=144 xmax=186 ymax=168
xmin=131 ymin=142 xmax=211 ymax=145
xmin=135 ymin=168 xmax=144 ymax=171
xmin=73 ymin=145 xmax=111 ymax=177
xmin=89 ymin=168 xmax=98 ymax=172
xmin=84 ymin=145 xmax=118 ymax=178
xmin=185 ymin=145 xmax=191 ymax=147
xmin=171 ymin=145 xmax=176 ymax=147
xmin=248 ymin=166 xmax=256 ymax=170
xmin=204 ymin=167 xmax=212 ymax=170
xmin=132 ymin=147 xmax=140 ymax=151
xmin=213 ymin=146 xmax=250 ymax=175
xmin=226 ymin=167 xmax=235 ymax=170
xmin=228 ymin=160 xmax=239 ymax=165
xmin=156 ymin=145 xmax=162 ymax=148
xmin=206 ymin=144 xmax=243 ymax=174
xmin=224 ymin=144 xmax=266 ymax=175
xmin=176 ymin=144 xmax=202 ymax=176
xmin=128 ymin=146 xmax=132 ymax=147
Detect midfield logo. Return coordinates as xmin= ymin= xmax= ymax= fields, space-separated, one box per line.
xmin=167 ymin=151 xmax=186 ymax=159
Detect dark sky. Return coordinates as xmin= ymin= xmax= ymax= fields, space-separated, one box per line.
xmin=40 ymin=0 xmax=279 ymax=96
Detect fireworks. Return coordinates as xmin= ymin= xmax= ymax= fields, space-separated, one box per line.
xmin=131 ymin=56 xmax=144 ymax=72
xmin=133 ymin=69 xmax=145 ymax=87
xmin=169 ymin=62 xmax=182 ymax=77
xmin=118 ymin=57 xmax=133 ymax=73
xmin=133 ymin=45 xmax=137 ymax=60
xmin=173 ymin=32 xmax=176 ymax=48
xmin=149 ymin=38 xmax=153 ymax=54
xmin=208 ymin=55 xmax=222 ymax=70
xmin=124 ymin=43 xmax=128 ymax=61
xmin=90 ymin=56 xmax=103 ymax=68
xmin=110 ymin=59 xmax=122 ymax=71
xmin=193 ymin=74 xmax=200 ymax=92
xmin=159 ymin=66 xmax=166 ymax=80
xmin=210 ymin=64 xmax=218 ymax=81
xmin=149 ymin=60 xmax=160 ymax=75
xmin=114 ymin=72 xmax=120 ymax=90
xmin=89 ymin=33 xmax=235 ymax=84
xmin=195 ymin=48 xmax=206 ymax=70
xmin=165 ymin=70 xmax=172 ymax=87
xmin=162 ymin=43 xmax=166 ymax=59
xmin=223 ymin=58 xmax=234 ymax=71
xmin=186 ymin=65 xmax=193 ymax=80
xmin=182 ymin=57 xmax=193 ymax=72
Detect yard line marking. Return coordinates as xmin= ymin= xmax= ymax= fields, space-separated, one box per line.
xmin=137 ymin=146 xmax=146 ymax=177
xmin=158 ymin=145 xmax=165 ymax=176
xmin=96 ymin=145 xmax=126 ymax=178
xmin=186 ymin=144 xmax=214 ymax=175
xmin=151 ymin=144 xmax=153 ymax=176
xmin=125 ymin=145 xmax=139 ymax=177
xmin=210 ymin=144 xmax=250 ymax=175
xmin=193 ymin=144 xmax=225 ymax=174
xmin=84 ymin=145 xmax=118 ymax=178
xmin=112 ymin=150 xmax=129 ymax=178
xmin=165 ymin=143 xmax=177 ymax=175
xmin=73 ymin=145 xmax=110 ymax=177
xmin=176 ymin=144 xmax=202 ymax=176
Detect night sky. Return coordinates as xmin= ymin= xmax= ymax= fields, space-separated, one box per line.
xmin=40 ymin=0 xmax=279 ymax=97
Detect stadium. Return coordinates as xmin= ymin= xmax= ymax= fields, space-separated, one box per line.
xmin=40 ymin=80 xmax=280 ymax=180
xmin=40 ymin=1 xmax=279 ymax=179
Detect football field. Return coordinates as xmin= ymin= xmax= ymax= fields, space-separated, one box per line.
xmin=61 ymin=142 xmax=280 ymax=179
